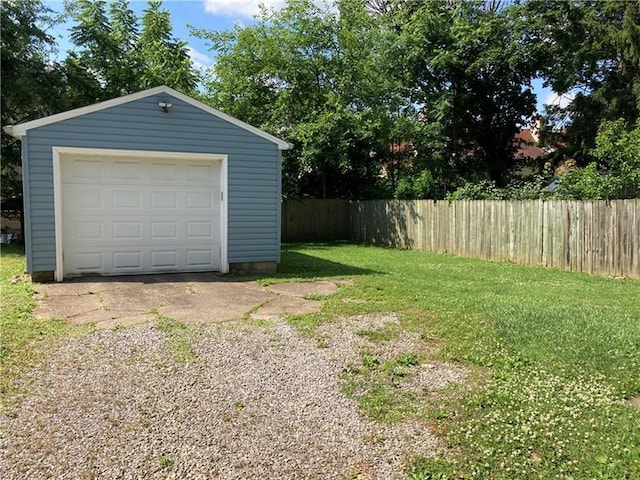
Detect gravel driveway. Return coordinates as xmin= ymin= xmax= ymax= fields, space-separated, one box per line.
xmin=0 ymin=314 xmax=465 ymax=479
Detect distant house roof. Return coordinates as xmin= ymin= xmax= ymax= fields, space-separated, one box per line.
xmin=514 ymin=129 xmax=547 ymax=160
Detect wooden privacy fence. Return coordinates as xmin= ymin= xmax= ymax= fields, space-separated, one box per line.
xmin=282 ymin=199 xmax=640 ymax=279
xmin=281 ymin=199 xmax=351 ymax=242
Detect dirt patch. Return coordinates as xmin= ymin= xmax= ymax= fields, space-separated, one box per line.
xmin=626 ymin=395 xmax=640 ymax=409
xmin=266 ymin=280 xmax=338 ymax=297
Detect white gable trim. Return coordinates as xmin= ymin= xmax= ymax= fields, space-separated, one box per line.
xmin=4 ymin=86 xmax=293 ymax=150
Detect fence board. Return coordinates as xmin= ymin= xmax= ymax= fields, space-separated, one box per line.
xmin=281 ymin=199 xmax=351 ymax=242
xmin=282 ymin=199 xmax=640 ymax=279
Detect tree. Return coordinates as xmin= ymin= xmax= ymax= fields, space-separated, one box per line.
xmin=194 ymin=0 xmax=414 ymax=198
xmin=524 ymin=0 xmax=640 ymax=157
xmin=394 ymin=0 xmax=538 ymax=187
xmin=66 ymin=0 xmax=197 ymax=101
xmin=138 ymin=0 xmax=198 ymax=92
xmin=1 ymin=0 xmax=66 ymax=231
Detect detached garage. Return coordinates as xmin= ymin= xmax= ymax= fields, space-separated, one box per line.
xmin=5 ymin=86 xmax=292 ymax=281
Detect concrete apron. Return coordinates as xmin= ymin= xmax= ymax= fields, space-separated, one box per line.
xmin=33 ymin=273 xmax=342 ymax=329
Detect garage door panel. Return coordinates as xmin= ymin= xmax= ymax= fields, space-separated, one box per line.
xmin=187 ymin=221 xmax=214 ymax=237
xmin=150 ymin=250 xmax=177 ymax=269
xmin=112 ymin=161 xmax=140 ymax=179
xmin=150 ymin=191 xmax=178 ymax=208
xmin=187 ymin=249 xmax=213 ymax=267
xmin=71 ymin=221 xmax=103 ymax=240
xmin=150 ymin=163 xmax=177 ymax=180
xmin=62 ymin=154 xmax=222 ymax=276
xmin=70 ymin=159 xmax=102 ymax=179
xmin=74 ymin=252 xmax=103 ymax=271
xmin=64 ymin=188 xmax=103 ymax=208
xmin=151 ymin=221 xmax=178 ymax=239
xmin=112 ymin=190 xmax=142 ymax=208
xmin=113 ymin=251 xmax=142 ymax=270
xmin=113 ymin=221 xmax=142 ymax=240
xmin=186 ymin=164 xmax=215 ymax=182
xmin=187 ymin=192 xmax=215 ymax=209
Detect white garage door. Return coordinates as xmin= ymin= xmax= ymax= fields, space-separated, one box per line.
xmin=60 ymin=152 xmax=223 ymax=277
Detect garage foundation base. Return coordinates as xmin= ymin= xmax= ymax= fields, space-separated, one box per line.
xmin=229 ymin=262 xmax=277 ymax=274
xmin=31 ymin=271 xmax=55 ymax=283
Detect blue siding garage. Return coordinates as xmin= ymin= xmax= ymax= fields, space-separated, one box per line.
xmin=5 ymin=86 xmax=291 ymax=281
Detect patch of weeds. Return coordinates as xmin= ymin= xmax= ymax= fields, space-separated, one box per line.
xmin=315 ymin=335 xmax=329 ymax=348
xmin=420 ymin=330 xmax=437 ymax=342
xmin=0 ymin=246 xmax=88 ymax=410
xmin=303 ymin=293 xmax=326 ymax=301
xmin=397 ymin=352 xmax=420 ymax=367
xmin=286 ymin=312 xmax=327 ymax=337
xmin=155 ymin=316 xmax=197 ymax=363
xmin=355 ymin=324 xmax=399 ymax=343
xmin=233 ymin=400 xmax=245 ymax=410
xmin=391 ymin=366 xmax=409 ymax=378
xmin=241 ymin=303 xmax=263 ymax=321
xmin=358 ymin=385 xmax=413 ymax=423
xmin=95 ymin=292 xmax=107 ymax=310
xmin=341 ymin=350 xmax=427 ymax=423
xmin=406 ymin=455 xmax=454 ymax=480
xmin=158 ymin=456 xmax=174 ymax=469
xmin=362 ymin=354 xmax=380 ymax=369
xmin=245 ymin=316 xmax=276 ymax=329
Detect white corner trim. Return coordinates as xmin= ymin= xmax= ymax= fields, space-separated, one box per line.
xmin=2 ymin=125 xmax=18 ymax=137
xmin=220 ymin=154 xmax=229 ymax=273
xmin=7 ymin=86 xmax=293 ymax=150
xmin=51 ymin=146 xmax=229 ymax=280
xmin=52 ymin=147 xmax=64 ymax=282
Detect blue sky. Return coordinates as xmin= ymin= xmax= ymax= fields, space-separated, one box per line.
xmin=45 ymin=0 xmax=559 ymax=114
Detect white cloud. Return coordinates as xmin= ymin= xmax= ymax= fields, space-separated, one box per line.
xmin=202 ymin=0 xmax=286 ymax=18
xmin=188 ymin=46 xmax=214 ymax=70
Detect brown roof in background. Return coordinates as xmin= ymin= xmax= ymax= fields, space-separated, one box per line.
xmin=515 ymin=129 xmax=547 ymax=159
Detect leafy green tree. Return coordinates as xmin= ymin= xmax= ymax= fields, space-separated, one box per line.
xmin=590 ymin=119 xmax=640 ymax=197
xmin=394 ymin=0 xmax=537 ymax=187
xmin=553 ymin=119 xmax=639 ymax=200
xmin=194 ymin=0 xmax=413 ymax=198
xmin=393 ymin=170 xmax=436 ymax=199
xmin=66 ymin=0 xmax=197 ymax=101
xmin=524 ymin=0 xmax=640 ymax=156
xmin=138 ymin=0 xmax=198 ymax=92
xmin=1 ymin=0 xmax=66 ymax=230
xmin=555 ymin=163 xmax=624 ymax=200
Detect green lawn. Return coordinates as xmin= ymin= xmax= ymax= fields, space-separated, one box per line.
xmin=270 ymin=243 xmax=640 ymax=479
xmin=0 ymin=245 xmax=77 ymax=409
xmin=2 ymin=243 xmax=639 ymax=479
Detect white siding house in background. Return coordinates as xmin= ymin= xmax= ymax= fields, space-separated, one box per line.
xmin=4 ymin=85 xmax=292 ymax=281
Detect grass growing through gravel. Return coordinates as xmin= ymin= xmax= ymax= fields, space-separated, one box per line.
xmin=154 ymin=313 xmax=197 ymax=363
xmin=0 ymin=245 xmax=78 ymax=409
xmin=271 ymin=243 xmax=640 ymax=479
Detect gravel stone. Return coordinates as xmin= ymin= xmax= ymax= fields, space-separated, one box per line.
xmin=0 ymin=315 xmax=460 ymax=479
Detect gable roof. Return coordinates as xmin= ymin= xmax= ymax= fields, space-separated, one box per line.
xmin=3 ymin=85 xmax=293 ymax=150
xmin=514 ymin=129 xmax=547 ymax=160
